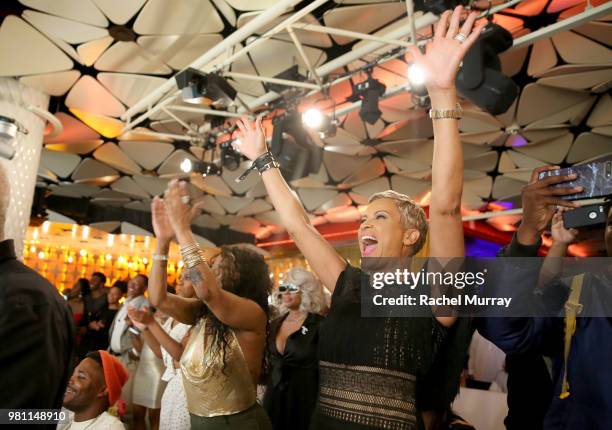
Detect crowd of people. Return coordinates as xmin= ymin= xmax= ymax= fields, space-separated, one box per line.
xmin=0 ymin=7 xmax=610 ymax=430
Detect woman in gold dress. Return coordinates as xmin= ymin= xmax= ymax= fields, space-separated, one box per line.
xmin=147 ymin=184 xmax=272 ymax=430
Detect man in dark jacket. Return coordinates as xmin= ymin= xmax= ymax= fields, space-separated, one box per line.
xmin=0 ymin=162 xmax=75 ymax=413
xmin=480 ymin=166 xmax=612 ymax=429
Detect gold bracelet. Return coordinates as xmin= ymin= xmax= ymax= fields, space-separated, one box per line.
xmin=429 ymin=102 xmax=463 ymax=120
xmin=180 ymin=243 xmax=208 ymax=269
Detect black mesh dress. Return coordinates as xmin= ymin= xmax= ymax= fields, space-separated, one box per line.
xmin=310 ymin=264 xmax=471 ymax=430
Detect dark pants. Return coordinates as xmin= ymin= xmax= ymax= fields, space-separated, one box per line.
xmin=190 ymin=403 xmax=272 ymax=430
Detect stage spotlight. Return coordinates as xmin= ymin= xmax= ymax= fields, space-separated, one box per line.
xmin=180 ymin=158 xmax=193 ymax=173
xmin=220 ymin=141 xmax=241 ymax=171
xmin=408 ymin=64 xmax=426 ymax=87
xmin=302 ymin=108 xmax=324 ymax=129
xmin=175 ymin=68 xmax=237 ymax=105
xmin=352 ymin=74 xmax=386 ymax=125
xmin=455 ymin=22 xmax=519 ymax=115
xmin=180 ymin=158 xmax=221 ymax=176
xmin=270 ymin=112 xmax=323 ymax=181
xmin=302 ymin=108 xmax=337 ymax=138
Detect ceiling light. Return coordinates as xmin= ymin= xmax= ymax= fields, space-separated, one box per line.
xmin=456 ymin=22 xmax=519 ymax=115
xmin=302 ymin=108 xmax=325 ymax=129
xmin=351 ymin=74 xmax=387 ymax=125
xmin=175 ymin=68 xmax=237 ymax=105
xmin=220 ymin=141 xmax=241 ymax=171
xmin=408 ymin=64 xmax=426 ymax=87
xmin=180 ymin=158 xmax=193 ymax=173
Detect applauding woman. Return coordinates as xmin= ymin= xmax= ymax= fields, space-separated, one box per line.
xmin=235 ymin=7 xmax=483 ymax=430
xmin=148 ymin=182 xmax=273 ymax=430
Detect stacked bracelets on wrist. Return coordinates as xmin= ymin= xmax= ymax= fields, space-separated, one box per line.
xmin=236 ymin=151 xmax=280 ymax=182
xmin=181 ymin=242 xmax=208 ymax=269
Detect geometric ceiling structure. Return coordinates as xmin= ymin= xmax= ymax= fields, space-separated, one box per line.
xmin=1 ymin=0 xmax=611 ymax=252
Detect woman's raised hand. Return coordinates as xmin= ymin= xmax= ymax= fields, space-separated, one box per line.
xmin=409 ymin=6 xmax=486 ymax=93
xmin=151 ymin=196 xmax=174 ymax=244
xmin=234 ymin=116 xmax=267 ymax=161
xmin=163 ymin=179 xmax=203 ymax=236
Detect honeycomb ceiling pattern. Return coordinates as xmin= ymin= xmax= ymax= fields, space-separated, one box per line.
xmin=0 ymin=0 xmax=611 ymax=245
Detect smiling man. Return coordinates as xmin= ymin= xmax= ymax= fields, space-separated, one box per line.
xmin=58 ymin=350 xmax=128 ymax=430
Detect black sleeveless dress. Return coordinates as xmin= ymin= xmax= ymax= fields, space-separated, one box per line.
xmin=264 ymin=312 xmax=324 ymax=430
xmin=310 ymin=264 xmax=471 ymax=430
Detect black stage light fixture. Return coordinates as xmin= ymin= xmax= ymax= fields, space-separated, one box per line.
xmin=220 ymin=141 xmax=241 ymax=171
xmin=267 ymin=65 xmax=307 ymax=94
xmin=270 ymin=112 xmax=323 ymax=181
xmin=175 ymin=68 xmax=237 ymax=105
xmin=180 ymin=158 xmax=222 ymax=176
xmin=351 ymin=73 xmax=387 ymax=125
xmin=302 ymin=108 xmax=337 ymax=138
xmin=455 ymin=22 xmax=519 ymax=115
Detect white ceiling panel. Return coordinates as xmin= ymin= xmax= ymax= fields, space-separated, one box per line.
xmin=22 ymin=10 xmax=108 ymax=44
xmin=566 ymin=132 xmax=612 ymax=163
xmin=134 ymin=0 xmax=224 ymax=35
xmin=0 ymin=16 xmax=73 ymax=76
xmin=94 ymin=41 xmax=173 ymax=74
xmin=40 ymin=149 xmax=81 ymax=178
xmin=298 ymin=188 xmax=339 ymax=212
xmin=237 ymin=199 xmax=273 ymax=217
xmin=45 ymin=140 xmax=104 ymax=155
xmin=323 ymin=152 xmax=371 ymax=182
xmin=137 ymin=34 xmax=225 ymax=70
xmin=350 ymin=177 xmax=390 ymax=204
xmin=516 ymin=83 xmax=592 ymax=125
xmin=323 ymin=2 xmax=407 ymax=45
xmin=118 ymin=140 xmax=174 ymax=170
xmin=552 ymin=31 xmax=612 ymax=64
xmin=71 ymin=158 xmax=119 ymax=183
xmin=20 ymin=70 xmax=80 ymax=96
xmin=92 ymin=0 xmax=147 ymax=25
xmin=77 ymin=36 xmax=114 ymax=67
xmin=216 ymin=196 xmax=254 ymax=214
xmin=157 ymin=150 xmax=196 ymax=176
xmin=19 ymin=0 xmax=108 ymax=27
xmin=110 ymin=176 xmax=150 ymax=199
xmin=224 ymin=0 xmax=282 ymax=11
xmin=98 ymin=73 xmax=166 ymax=106
xmin=66 ymin=75 xmax=126 ymax=117
xmin=93 ymin=143 xmax=142 ymax=175
xmin=132 ymin=175 xmax=168 ymax=196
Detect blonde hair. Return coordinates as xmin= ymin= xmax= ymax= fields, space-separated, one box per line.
xmin=276 ymin=268 xmax=325 ymax=315
xmin=368 ymin=190 xmax=428 ymax=253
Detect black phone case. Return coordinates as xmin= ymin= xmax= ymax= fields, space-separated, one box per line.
xmin=562 ymin=204 xmax=608 ymax=229
xmin=538 ymin=161 xmax=612 ymax=200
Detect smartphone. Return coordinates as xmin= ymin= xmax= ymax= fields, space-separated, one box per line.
xmin=538 ymin=161 xmax=612 ymax=200
xmin=562 ymin=204 xmax=608 ymax=229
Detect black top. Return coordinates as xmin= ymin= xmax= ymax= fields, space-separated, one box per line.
xmin=312 ymin=264 xmax=471 ymax=430
xmin=78 ymin=305 xmax=118 ymax=357
xmin=0 ymin=240 xmax=75 ymax=415
xmin=264 ymin=312 xmax=323 ymax=430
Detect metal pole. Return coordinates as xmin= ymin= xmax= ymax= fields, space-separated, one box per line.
xmin=511 ymin=1 xmax=612 ymax=50
xmin=121 ymin=0 xmax=304 ymax=122
xmin=166 ymin=105 xmax=244 ymax=118
xmin=286 ymin=26 xmax=324 ymax=88
xmin=292 ymin=23 xmax=415 ymax=48
xmin=223 ymin=71 xmax=321 ymax=90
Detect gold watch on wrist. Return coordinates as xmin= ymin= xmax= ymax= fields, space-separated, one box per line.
xmin=429 ymin=103 xmax=463 ymax=120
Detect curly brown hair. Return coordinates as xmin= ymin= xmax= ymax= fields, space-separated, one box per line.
xmin=198 ymin=245 xmax=272 ymax=373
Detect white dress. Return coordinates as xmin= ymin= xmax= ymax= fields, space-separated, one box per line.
xmin=159 ymin=317 xmax=191 ymax=430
